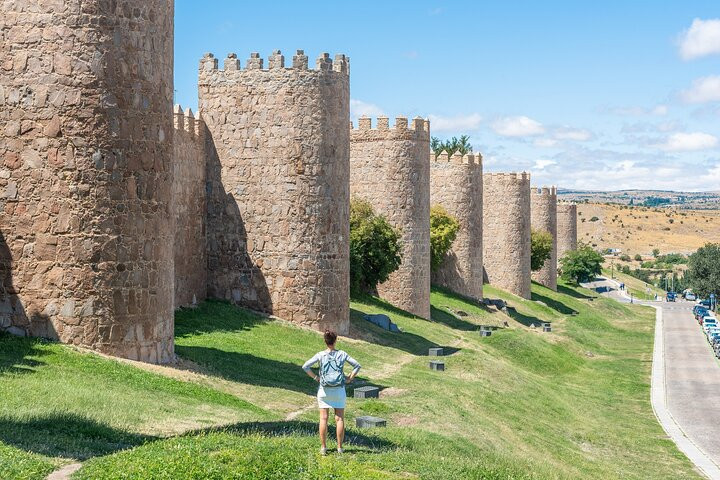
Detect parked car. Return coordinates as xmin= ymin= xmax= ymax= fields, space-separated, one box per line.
xmin=699 ymin=299 xmax=712 ymax=308
xmin=701 ymin=315 xmax=716 ymax=326
xmin=694 ymin=305 xmax=708 ymax=315
xmin=686 ymin=292 xmax=697 ymax=301
xmin=709 ymin=333 xmax=720 ymax=346
xmin=666 ymin=292 xmax=677 ymax=302
xmin=696 ymin=309 xmax=710 ymax=322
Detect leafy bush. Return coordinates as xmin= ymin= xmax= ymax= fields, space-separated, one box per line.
xmin=621 ymin=265 xmax=631 ymax=274
xmin=349 ymin=199 xmax=402 ymax=293
xmin=589 ymin=216 xmax=599 ymax=222
xmin=687 ymin=243 xmax=720 ymax=298
xmin=430 ymin=205 xmax=460 ymax=271
xmin=656 ymin=253 xmax=687 ymax=265
xmin=619 ymin=254 xmax=631 ymax=262
xmin=641 ymin=261 xmax=654 ymax=269
xmin=531 ymin=229 xmax=553 ymax=271
xmin=634 ymin=254 xmax=643 ymax=261
xmin=560 ymin=243 xmax=604 ymax=284
xmin=652 ymin=248 xmax=660 ymax=258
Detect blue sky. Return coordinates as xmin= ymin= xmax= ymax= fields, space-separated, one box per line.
xmin=175 ymin=1 xmax=720 ymax=191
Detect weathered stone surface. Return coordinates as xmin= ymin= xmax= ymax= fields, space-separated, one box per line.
xmin=350 ymin=117 xmax=431 ymax=319
xmin=354 ymin=386 xmax=380 ymax=399
xmin=429 ymin=360 xmax=445 ymax=371
xmin=0 ymin=0 xmax=175 ymax=364
xmin=172 ymin=106 xmax=207 ymax=308
xmin=430 ymin=151 xmax=483 ymax=301
xmin=557 ymin=203 xmax=578 ymax=262
xmin=199 ymin=51 xmax=350 ymax=334
xmin=531 ymin=187 xmax=558 ymax=291
xmin=483 ymin=173 xmax=531 ymax=299
xmin=356 ymin=415 xmax=387 ymax=428
xmin=428 ymin=347 xmax=444 ymax=356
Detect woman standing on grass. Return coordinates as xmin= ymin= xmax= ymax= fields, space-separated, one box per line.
xmin=302 ymin=330 xmax=361 ymax=455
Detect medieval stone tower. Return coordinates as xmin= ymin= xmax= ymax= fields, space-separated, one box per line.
xmin=530 ymin=187 xmax=558 ymax=291
xmin=430 ymin=151 xmax=483 ymax=300
xmin=350 ymin=116 xmax=431 ymax=319
xmin=172 ymin=106 xmax=207 ymax=308
xmin=198 ymin=50 xmax=350 ymax=334
xmin=483 ymin=173 xmax=531 ymax=299
xmin=0 ymin=0 xmax=175 ymax=363
xmin=557 ymin=202 xmax=578 ymax=262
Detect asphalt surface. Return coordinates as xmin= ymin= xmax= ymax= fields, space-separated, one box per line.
xmin=583 ymin=277 xmax=720 ymax=478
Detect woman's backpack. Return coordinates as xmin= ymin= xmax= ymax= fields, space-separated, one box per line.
xmin=320 ymin=353 xmax=344 ymax=387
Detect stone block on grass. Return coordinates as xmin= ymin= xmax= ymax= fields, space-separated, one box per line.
xmin=428 ymin=347 xmax=444 ymax=356
xmin=356 ymin=416 xmax=387 ymax=428
xmin=354 ymin=386 xmax=380 ymax=399
xmin=429 ymin=360 xmax=445 ymax=371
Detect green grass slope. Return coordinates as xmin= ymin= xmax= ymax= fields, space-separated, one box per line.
xmin=0 ymin=280 xmax=699 ymax=479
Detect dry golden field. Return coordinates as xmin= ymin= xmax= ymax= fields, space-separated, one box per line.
xmin=576 ymin=203 xmax=720 ymax=257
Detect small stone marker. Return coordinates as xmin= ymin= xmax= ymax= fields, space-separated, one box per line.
xmin=479 ymin=326 xmax=492 ymax=337
xmin=429 ymin=347 xmax=444 ymax=356
xmin=542 ymin=322 xmax=552 ymax=332
xmin=356 ymin=416 xmax=387 ymax=428
xmin=429 ymin=360 xmax=445 ymax=371
xmin=354 ymin=386 xmax=380 ymax=399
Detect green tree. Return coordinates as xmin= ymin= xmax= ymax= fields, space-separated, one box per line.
xmin=633 ymin=254 xmax=643 ymax=261
xmin=431 ymin=135 xmax=473 ymax=158
xmin=430 ymin=205 xmax=460 ymax=271
xmin=530 ymin=229 xmax=553 ymax=271
xmin=560 ymin=243 xmax=604 ymax=284
xmin=687 ymin=243 xmax=720 ymax=298
xmin=652 ymin=248 xmax=660 ymax=258
xmin=349 ymin=199 xmax=402 ymax=293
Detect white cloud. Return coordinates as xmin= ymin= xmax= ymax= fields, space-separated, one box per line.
xmin=534 ymin=138 xmax=559 ymax=148
xmin=533 ymin=159 xmax=556 ymax=170
xmin=427 ymin=113 xmax=483 ymax=132
xmin=681 ymin=75 xmax=720 ymax=103
xmin=350 ymin=99 xmax=384 ymax=119
xmin=553 ymin=127 xmax=593 ymax=141
xmin=491 ymin=116 xmax=545 ymax=137
xmin=660 ymin=132 xmax=718 ymax=151
xmin=678 ymin=18 xmax=720 ymax=60
xmin=606 ymin=104 xmax=668 ymax=116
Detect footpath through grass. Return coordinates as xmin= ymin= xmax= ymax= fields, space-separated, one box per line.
xmin=604 ymin=267 xmax=665 ymax=300
xmin=1 ymin=280 xmax=699 ymax=479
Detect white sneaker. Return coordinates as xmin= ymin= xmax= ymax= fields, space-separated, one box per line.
xmin=337 ymin=447 xmax=344 ymax=454
xmin=320 ymin=447 xmax=327 ymax=456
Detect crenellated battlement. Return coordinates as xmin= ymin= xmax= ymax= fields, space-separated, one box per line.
xmin=173 ymin=104 xmax=205 ymax=144
xmin=430 ymin=150 xmax=482 ymax=166
xmin=484 ymin=171 xmax=530 ymax=182
xmin=199 ymin=50 xmax=349 ymax=77
xmin=350 ymin=116 xmax=430 ymax=141
xmin=531 ymin=185 xmax=557 ymax=196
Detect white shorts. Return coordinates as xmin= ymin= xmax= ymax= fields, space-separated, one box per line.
xmin=317 ymin=385 xmax=346 ymax=409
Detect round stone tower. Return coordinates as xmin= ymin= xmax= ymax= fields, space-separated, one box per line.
xmin=350 ymin=116 xmax=431 ymax=319
xmin=0 ymin=1 xmax=175 ymax=363
xmin=199 ymin=50 xmax=350 ymax=334
xmin=482 ymin=173 xmax=531 ymax=299
xmin=430 ymin=151 xmax=483 ymax=300
xmin=557 ymin=202 xmax=578 ymax=262
xmin=531 ymin=186 xmax=558 ymax=291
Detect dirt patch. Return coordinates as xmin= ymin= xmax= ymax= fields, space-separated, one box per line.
xmin=393 ymin=415 xmax=419 ymax=426
xmin=380 ymin=387 xmax=407 ymax=398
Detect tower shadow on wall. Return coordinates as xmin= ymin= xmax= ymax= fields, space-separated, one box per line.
xmin=0 ymin=231 xmax=52 ymax=341
xmin=204 ymin=132 xmax=272 ymax=313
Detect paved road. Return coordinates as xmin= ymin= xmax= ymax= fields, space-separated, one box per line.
xmin=583 ymin=277 xmax=720 ymax=478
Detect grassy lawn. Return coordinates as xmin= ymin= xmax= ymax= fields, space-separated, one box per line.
xmin=0 ymin=280 xmax=699 ymax=479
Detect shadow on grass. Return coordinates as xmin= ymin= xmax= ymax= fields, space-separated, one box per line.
xmin=0 ymin=413 xmax=155 ymax=460
xmin=207 ymin=420 xmax=397 ymax=450
xmin=557 ymin=284 xmax=594 ymax=300
xmin=504 ymin=306 xmax=543 ymax=328
xmin=176 ymin=345 xmax=317 ymax=395
xmin=348 ymin=308 xmax=438 ymax=356
xmin=531 ymin=292 xmax=577 ymax=315
xmin=0 ymin=333 xmax=48 ymax=376
xmin=174 ymin=299 xmax=269 ymax=339
xmin=429 ymin=306 xmax=481 ymax=331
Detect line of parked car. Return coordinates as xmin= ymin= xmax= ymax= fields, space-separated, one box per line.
xmin=693 ymin=300 xmax=720 ymax=358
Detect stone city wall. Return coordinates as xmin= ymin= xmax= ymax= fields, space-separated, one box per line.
xmin=172 ymin=105 xmax=207 ymax=309
xmin=482 ymin=173 xmax=531 ymax=299
xmin=0 ymin=0 xmax=175 ymax=363
xmin=199 ymin=50 xmax=350 ymax=334
xmin=430 ymin=151 xmax=483 ymax=300
xmin=557 ymin=202 xmax=578 ymax=262
xmin=349 ymin=116 xmax=431 ymax=319
xmin=530 ymin=186 xmax=557 ymax=291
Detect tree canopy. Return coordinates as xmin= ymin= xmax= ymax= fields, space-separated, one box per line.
xmin=530 ymin=229 xmax=553 ymax=271
xmin=559 ymin=243 xmax=604 ymax=284
xmin=430 ymin=205 xmax=460 ymax=271
xmin=687 ymin=243 xmax=720 ymax=298
xmin=431 ymin=135 xmax=473 ymax=157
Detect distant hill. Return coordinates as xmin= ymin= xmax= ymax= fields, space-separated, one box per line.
xmin=576 ymin=203 xmax=720 ymax=256
xmin=558 ymin=189 xmax=720 ymax=210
